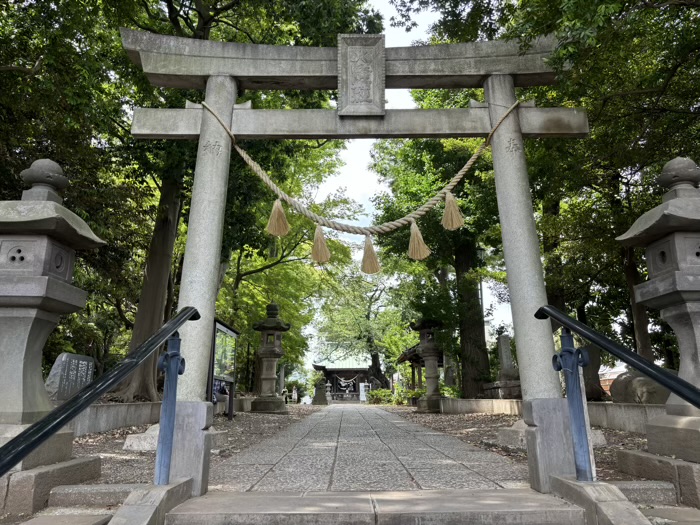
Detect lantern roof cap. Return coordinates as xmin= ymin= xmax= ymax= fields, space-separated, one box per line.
xmin=617 ymin=157 xmax=700 ymax=247
xmin=253 ymin=303 xmax=291 ymax=332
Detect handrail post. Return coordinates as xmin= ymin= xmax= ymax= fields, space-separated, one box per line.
xmin=553 ymin=327 xmax=594 ymax=482
xmin=154 ymin=332 xmax=186 ymax=485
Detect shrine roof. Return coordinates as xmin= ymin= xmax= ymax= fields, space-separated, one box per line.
xmin=313 ymin=356 xmax=371 ymax=371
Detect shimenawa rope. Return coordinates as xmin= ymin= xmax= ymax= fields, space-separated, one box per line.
xmin=201 ymin=100 xmax=520 ymax=237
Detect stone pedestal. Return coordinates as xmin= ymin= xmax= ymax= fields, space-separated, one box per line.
xmin=617 ymin=157 xmax=700 ymax=463
xmin=170 ymin=401 xmax=214 ymax=496
xmin=250 ymin=304 xmax=290 ymax=415
xmin=312 ymin=385 xmax=328 ymax=406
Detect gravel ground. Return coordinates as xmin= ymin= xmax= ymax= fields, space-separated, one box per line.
xmin=72 ymin=404 xmax=322 ymax=484
xmin=382 ymin=406 xmax=647 ymax=481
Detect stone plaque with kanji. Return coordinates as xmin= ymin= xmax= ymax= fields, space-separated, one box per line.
xmin=45 ymin=352 xmax=95 ymax=402
xmin=338 ymin=34 xmax=385 ymax=117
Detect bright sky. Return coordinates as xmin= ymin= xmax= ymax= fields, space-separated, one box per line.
xmin=314 ymin=0 xmax=514 ymax=340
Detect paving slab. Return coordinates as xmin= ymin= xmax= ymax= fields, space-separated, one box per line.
xmin=208 ymin=405 xmax=529 ymax=492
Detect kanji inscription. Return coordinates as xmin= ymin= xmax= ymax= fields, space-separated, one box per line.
xmin=338 ymin=34 xmax=385 ymax=117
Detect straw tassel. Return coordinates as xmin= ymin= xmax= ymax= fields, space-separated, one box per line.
xmin=311 ymin=225 xmax=331 ymax=264
xmin=266 ymin=199 xmax=290 ymax=237
xmin=441 ymin=191 xmax=464 ymax=231
xmin=408 ymin=220 xmax=431 ymax=261
xmin=361 ymin=235 xmax=381 ymax=274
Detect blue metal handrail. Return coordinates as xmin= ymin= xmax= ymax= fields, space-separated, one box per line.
xmin=536 ymin=305 xmax=700 ymax=409
xmin=0 ymin=307 xmax=200 ymax=479
xmin=536 ymin=304 xmax=700 ymax=482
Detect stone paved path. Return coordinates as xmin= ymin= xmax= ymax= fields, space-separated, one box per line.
xmin=209 ymin=404 xmax=529 ymax=492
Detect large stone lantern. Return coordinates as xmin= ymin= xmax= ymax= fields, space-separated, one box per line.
xmin=0 ymin=159 xmax=104 ymax=470
xmin=251 ymin=303 xmax=290 ymax=414
xmin=411 ymin=318 xmax=443 ymax=413
xmin=617 ymin=157 xmax=700 ymax=461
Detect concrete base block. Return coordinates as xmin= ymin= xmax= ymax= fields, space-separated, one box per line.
xmin=617 ymin=449 xmax=700 ymax=508
xmin=123 ymin=424 xmax=160 ymax=451
xmin=647 ymin=413 xmax=700 ymax=463
xmin=551 ymin=476 xmax=651 ymax=525
xmin=609 ymin=480 xmax=677 ymax=506
xmin=110 ymin=478 xmax=192 ymax=525
xmin=251 ymin=396 xmax=288 ymax=414
xmin=169 ymin=402 xmax=213 ymax=497
xmin=1 ymin=456 xmax=101 ymax=516
xmin=524 ymin=398 xmax=576 ymax=493
xmin=0 ymin=425 xmax=73 ymax=471
xmin=498 ymin=418 xmax=606 ymax=451
xmin=497 ymin=419 xmax=528 ymax=448
xmin=416 ymin=397 xmax=440 ymax=413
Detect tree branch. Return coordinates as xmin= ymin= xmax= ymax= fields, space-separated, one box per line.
xmin=215 ymin=18 xmax=258 ymax=43
xmin=114 ymin=299 xmax=135 ymax=330
xmin=164 ymin=0 xmax=186 ymax=36
xmin=0 ymin=56 xmax=43 ymax=76
xmin=140 ymin=0 xmax=169 ymax=23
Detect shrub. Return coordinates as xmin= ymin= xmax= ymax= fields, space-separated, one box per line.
xmin=440 ymin=384 xmax=461 ymax=398
xmin=367 ymin=388 xmax=393 ymax=404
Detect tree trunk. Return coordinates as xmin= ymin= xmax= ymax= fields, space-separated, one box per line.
xmin=368 ymin=350 xmax=390 ymax=389
xmin=577 ymin=304 xmax=607 ymax=401
xmin=622 ymin=247 xmax=654 ymax=361
xmin=115 ymin=173 xmax=182 ymax=401
xmin=454 ymin=239 xmax=489 ymax=398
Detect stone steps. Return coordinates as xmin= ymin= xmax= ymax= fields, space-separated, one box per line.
xmin=47 ymin=483 xmax=145 ymax=508
xmin=20 ymin=507 xmax=113 ymax=525
xmin=17 ymin=483 xmax=144 ymax=524
xmin=165 ymin=488 xmax=586 ymax=525
xmin=611 ymin=480 xmax=678 ymax=506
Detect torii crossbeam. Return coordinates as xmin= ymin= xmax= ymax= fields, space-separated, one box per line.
xmin=122 ymin=29 xmax=588 ymax=496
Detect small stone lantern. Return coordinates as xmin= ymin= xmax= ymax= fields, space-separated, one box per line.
xmin=617 ymin=157 xmax=700 ymax=461
xmin=0 ymin=159 xmax=104 ymax=469
xmin=251 ymin=303 xmax=290 ymax=414
xmin=411 ymin=318 xmax=443 ymax=413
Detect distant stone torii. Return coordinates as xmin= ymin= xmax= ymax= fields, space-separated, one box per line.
xmin=121 ymin=29 xmax=589 ymax=495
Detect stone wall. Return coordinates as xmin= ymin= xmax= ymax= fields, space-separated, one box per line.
xmin=68 ymin=402 xmax=161 ymax=436
xmin=440 ymin=398 xmax=664 ymax=434
xmin=67 ymin=398 xmax=255 ymax=436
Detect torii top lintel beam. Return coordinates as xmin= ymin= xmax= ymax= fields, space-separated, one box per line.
xmin=120 ymin=29 xmax=557 ymax=91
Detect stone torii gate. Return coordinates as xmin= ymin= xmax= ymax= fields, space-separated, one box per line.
xmin=121 ymin=29 xmax=588 ymax=494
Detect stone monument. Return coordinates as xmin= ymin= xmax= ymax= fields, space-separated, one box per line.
xmin=251 ymin=303 xmax=290 ymax=414
xmin=0 ymin=159 xmax=104 ymax=515
xmin=45 ymin=352 xmax=95 ymax=403
xmin=483 ymin=334 xmax=522 ymax=399
xmin=617 ymin=157 xmax=700 ymax=461
xmin=411 ymin=318 xmax=443 ymax=413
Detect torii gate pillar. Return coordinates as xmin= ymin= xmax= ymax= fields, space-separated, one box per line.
xmin=169 ymin=75 xmax=237 ymax=496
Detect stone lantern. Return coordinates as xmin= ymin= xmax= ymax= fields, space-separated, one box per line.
xmin=251 ymin=303 xmax=290 ymax=414
xmin=617 ymin=157 xmax=700 ymax=461
xmin=0 ymin=159 xmax=104 ymax=476
xmin=411 ymin=318 xmax=443 ymax=413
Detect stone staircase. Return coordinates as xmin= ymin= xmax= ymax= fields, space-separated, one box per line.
xmin=18 ymin=484 xmax=139 ymax=525
xmin=18 ymin=478 xmax=700 ymax=525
